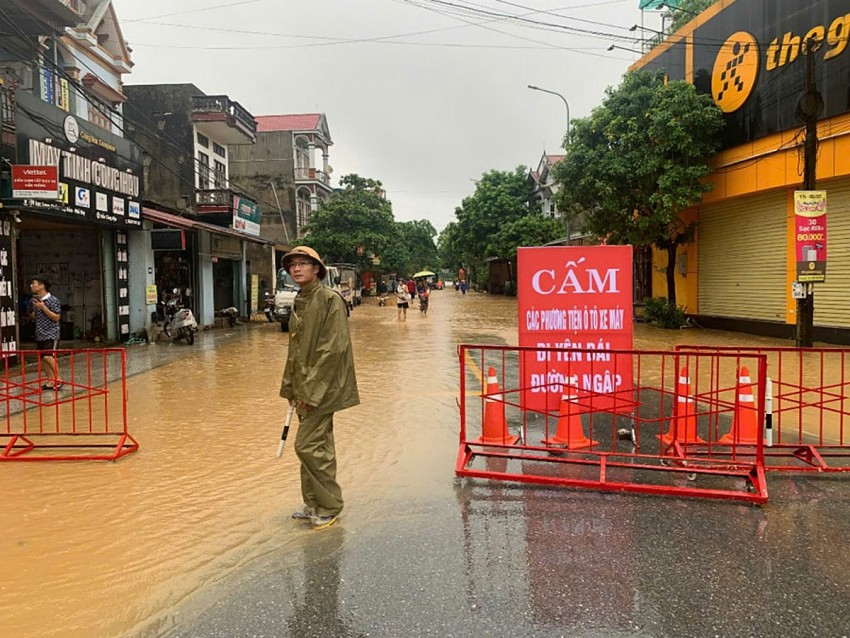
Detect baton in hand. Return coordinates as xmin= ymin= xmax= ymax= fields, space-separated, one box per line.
xmin=276 ymin=405 xmax=297 ymax=458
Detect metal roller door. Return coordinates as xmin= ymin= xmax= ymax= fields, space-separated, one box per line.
xmin=698 ymin=191 xmax=787 ymax=321
xmin=812 ymin=181 xmax=850 ymax=328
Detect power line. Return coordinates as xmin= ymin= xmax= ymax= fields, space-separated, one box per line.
xmin=0 ymin=3 xmax=279 ymax=215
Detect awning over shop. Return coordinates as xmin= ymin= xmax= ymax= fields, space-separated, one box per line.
xmin=142 ymin=207 xmax=274 ymax=246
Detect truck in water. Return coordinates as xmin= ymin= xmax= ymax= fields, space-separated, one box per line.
xmin=327 ymin=263 xmax=361 ymax=310
xmin=273 ymin=267 xmax=299 ymax=331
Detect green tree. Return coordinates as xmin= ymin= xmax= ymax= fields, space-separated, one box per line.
xmin=302 ymin=174 xmax=397 ymax=272
xmin=446 ymin=167 xmax=532 ymax=286
xmin=669 ymin=0 xmax=715 ymax=33
xmin=554 ymin=70 xmax=724 ymax=305
xmin=397 ymin=219 xmax=438 ymax=275
xmin=487 ymin=214 xmax=564 ymax=263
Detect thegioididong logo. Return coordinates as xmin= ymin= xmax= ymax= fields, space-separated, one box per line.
xmin=712 ymin=31 xmax=760 ymax=113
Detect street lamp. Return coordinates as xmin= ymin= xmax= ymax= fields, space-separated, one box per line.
xmin=527 ymin=84 xmax=570 ymax=146
xmin=607 ymin=43 xmax=643 ymax=54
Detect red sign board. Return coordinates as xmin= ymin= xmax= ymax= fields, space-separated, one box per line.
xmin=518 ymin=246 xmax=634 ymax=412
xmin=12 ymin=165 xmax=59 ymax=199
xmin=794 ymin=190 xmax=827 ymax=283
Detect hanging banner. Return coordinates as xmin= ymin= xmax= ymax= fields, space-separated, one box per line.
xmin=517 ymin=246 xmax=634 ymax=413
xmin=794 ymin=190 xmax=827 ymax=283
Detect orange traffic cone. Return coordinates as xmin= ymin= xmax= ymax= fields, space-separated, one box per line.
xmin=719 ymin=366 xmax=759 ymax=445
xmin=475 ymin=367 xmax=519 ymax=445
xmin=542 ymin=386 xmax=598 ymax=450
xmin=658 ymin=367 xmax=706 ymax=445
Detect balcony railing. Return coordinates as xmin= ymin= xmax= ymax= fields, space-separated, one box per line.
xmin=191 ymin=95 xmax=257 ymax=138
xmin=196 ymin=187 xmax=238 ymax=209
xmin=294 ymin=167 xmax=330 ymax=186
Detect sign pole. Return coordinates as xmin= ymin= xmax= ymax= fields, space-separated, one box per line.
xmin=795 ymin=37 xmax=823 ymax=348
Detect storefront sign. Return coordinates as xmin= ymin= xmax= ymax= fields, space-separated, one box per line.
xmin=145 ymin=284 xmax=158 ymax=305
xmin=14 ymin=91 xmax=143 ymax=228
xmin=0 ymin=214 xmax=17 ymax=355
xmin=250 ymin=274 xmax=259 ymax=313
xmin=232 ymin=195 xmax=261 ymax=237
xmin=794 ymin=190 xmax=827 ymax=283
xmin=518 ymin=246 xmax=634 ymax=412
xmin=12 ymin=165 xmax=59 ymax=199
xmin=640 ymin=0 xmax=850 ymax=148
xmin=116 ymin=231 xmax=130 ymax=338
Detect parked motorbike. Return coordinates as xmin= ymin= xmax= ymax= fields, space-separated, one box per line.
xmin=161 ymin=291 xmax=198 ymax=345
xmin=263 ymin=292 xmax=276 ymax=322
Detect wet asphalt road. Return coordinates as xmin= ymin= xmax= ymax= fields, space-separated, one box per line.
xmin=139 ymin=296 xmax=850 ymax=638
xmin=154 ymin=472 xmax=850 ymax=638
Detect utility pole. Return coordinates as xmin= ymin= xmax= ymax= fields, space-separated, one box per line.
xmin=795 ymin=37 xmax=823 ymax=348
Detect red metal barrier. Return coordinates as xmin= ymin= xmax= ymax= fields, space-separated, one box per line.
xmin=0 ymin=349 xmax=137 ymax=461
xmin=457 ymin=344 xmax=768 ymax=503
xmin=676 ymin=345 xmax=850 ymax=472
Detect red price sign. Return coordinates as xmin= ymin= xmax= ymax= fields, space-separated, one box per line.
xmin=794 ymin=190 xmax=827 ymax=283
xmin=12 ymin=165 xmax=59 ymax=199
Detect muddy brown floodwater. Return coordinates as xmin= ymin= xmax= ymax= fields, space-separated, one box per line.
xmin=0 ymin=290 xmax=814 ymax=637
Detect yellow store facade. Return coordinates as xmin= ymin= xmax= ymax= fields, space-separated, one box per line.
xmin=636 ymin=0 xmax=850 ymax=342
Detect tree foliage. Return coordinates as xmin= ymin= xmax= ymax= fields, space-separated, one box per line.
xmin=669 ymin=0 xmax=716 ymax=33
xmin=301 ymin=174 xmax=398 ymax=272
xmin=395 ymin=219 xmax=438 ymax=276
xmin=300 ymin=173 xmax=438 ymax=277
xmin=438 ymin=167 xmax=535 ymax=286
xmin=554 ymin=70 xmax=724 ymax=304
xmin=487 ymin=214 xmax=564 ymax=262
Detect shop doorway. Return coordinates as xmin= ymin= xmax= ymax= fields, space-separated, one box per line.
xmin=16 ymin=225 xmax=103 ymax=342
xmin=213 ymin=259 xmax=236 ymax=311
xmin=153 ymin=230 xmax=196 ymax=317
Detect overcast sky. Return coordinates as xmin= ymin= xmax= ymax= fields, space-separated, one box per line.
xmin=111 ymin=0 xmax=663 ymax=233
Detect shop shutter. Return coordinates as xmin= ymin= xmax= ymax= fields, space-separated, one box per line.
xmin=698 ymin=192 xmax=787 ymax=321
xmin=812 ymin=181 xmax=850 ymax=328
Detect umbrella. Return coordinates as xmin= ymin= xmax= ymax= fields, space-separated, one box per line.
xmin=413 ymin=270 xmax=435 ymax=278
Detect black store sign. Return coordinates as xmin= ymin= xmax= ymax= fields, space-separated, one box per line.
xmin=116 ymin=230 xmax=130 ymax=339
xmin=0 ymin=214 xmax=16 ymax=354
xmin=644 ymin=0 xmax=850 ymax=148
xmin=14 ymin=91 xmax=143 ymax=227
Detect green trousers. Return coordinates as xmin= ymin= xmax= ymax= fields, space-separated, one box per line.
xmin=294 ymin=410 xmax=343 ymax=518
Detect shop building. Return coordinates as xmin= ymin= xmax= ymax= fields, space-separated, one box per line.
xmin=228 ymin=113 xmax=334 ymax=280
xmin=0 ymin=0 xmax=143 ymax=346
xmin=124 ymin=84 xmax=274 ymax=324
xmin=635 ymin=0 xmax=850 ymax=342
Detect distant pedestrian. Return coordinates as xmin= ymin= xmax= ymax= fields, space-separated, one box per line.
xmin=460 ymin=279 xmax=468 ymax=295
xmin=406 ymin=277 xmax=416 ymax=300
xmin=279 ymin=246 xmax=359 ymax=530
xmin=396 ymin=278 xmax=409 ymax=321
xmin=28 ymin=277 xmax=62 ymax=391
xmin=418 ymin=285 xmax=430 ymax=315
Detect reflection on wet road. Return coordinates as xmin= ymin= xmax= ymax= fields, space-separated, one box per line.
xmin=1 ymin=290 xmax=849 ymax=637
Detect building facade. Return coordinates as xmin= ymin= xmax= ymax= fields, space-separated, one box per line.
xmin=636 ymin=0 xmax=850 ymax=342
xmin=0 ymin=0 xmax=142 ymax=345
xmin=124 ymin=84 xmax=274 ymax=325
xmin=228 ymin=113 xmax=334 ymax=280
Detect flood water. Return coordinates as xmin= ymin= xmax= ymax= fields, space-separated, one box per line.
xmin=0 ymin=290 xmax=827 ymax=637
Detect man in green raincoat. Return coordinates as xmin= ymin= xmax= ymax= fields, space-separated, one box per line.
xmin=280 ymin=246 xmax=359 ymax=530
